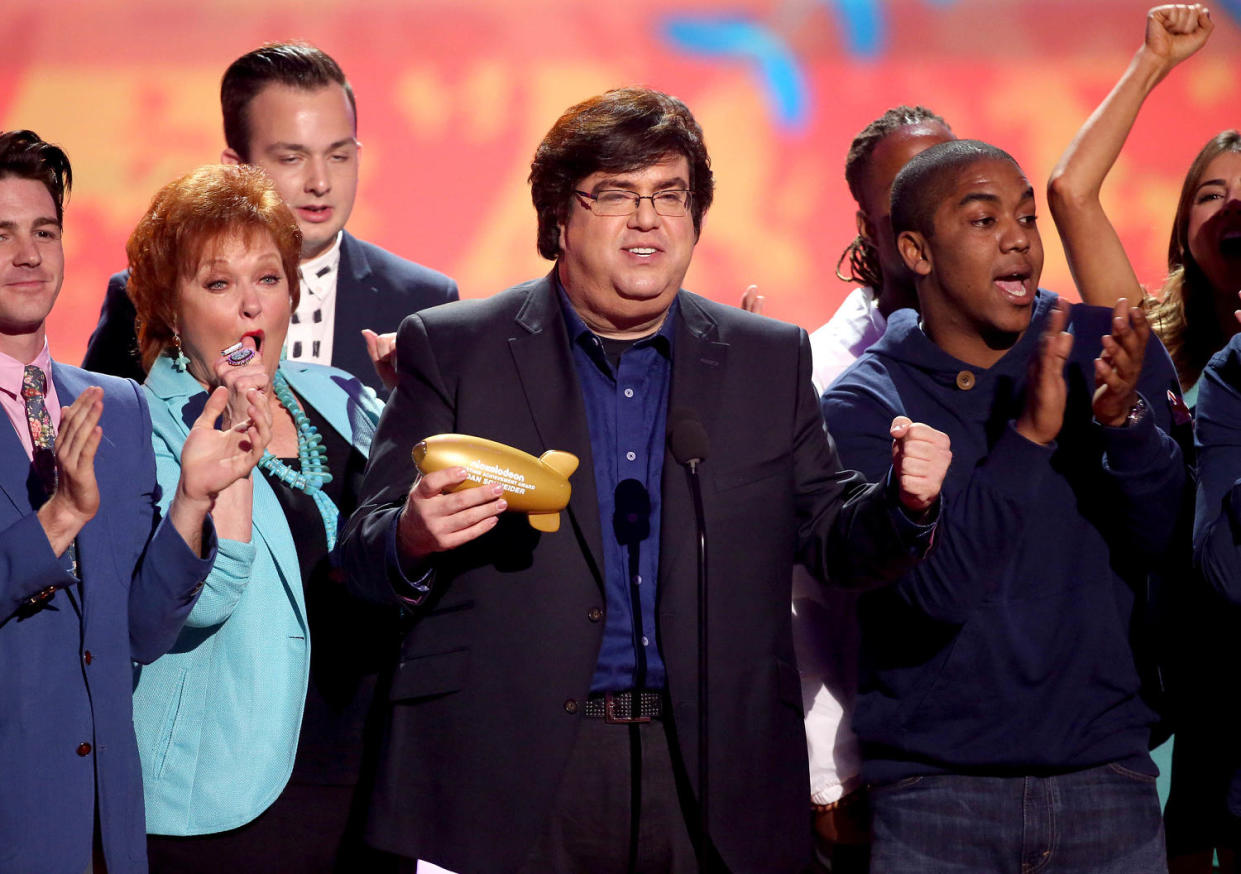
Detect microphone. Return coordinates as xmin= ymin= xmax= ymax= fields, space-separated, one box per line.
xmin=667 ymin=408 xmax=712 ymax=856
xmin=613 ymin=478 xmax=651 ymax=545
xmin=613 ymin=479 xmax=652 ymax=697
xmin=668 ymin=407 xmax=710 ymax=470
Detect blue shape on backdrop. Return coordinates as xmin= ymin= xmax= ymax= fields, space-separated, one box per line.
xmin=662 ymin=17 xmax=810 ymax=133
xmin=1220 ymin=0 xmax=1241 ymax=24
xmin=825 ymin=0 xmax=885 ymax=57
xmin=818 ymin=0 xmax=961 ymax=59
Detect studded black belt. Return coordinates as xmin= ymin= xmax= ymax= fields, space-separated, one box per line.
xmin=583 ymin=690 xmax=664 ymax=723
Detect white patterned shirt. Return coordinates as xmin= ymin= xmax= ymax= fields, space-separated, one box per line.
xmin=284 ymin=231 xmax=343 ymax=366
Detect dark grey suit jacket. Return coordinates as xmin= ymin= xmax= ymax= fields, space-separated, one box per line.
xmin=340 ymin=274 xmax=929 ymax=873
xmin=80 ymin=231 xmax=458 ymax=397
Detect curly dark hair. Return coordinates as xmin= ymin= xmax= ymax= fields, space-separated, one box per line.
xmin=529 ymin=87 xmax=714 ymax=260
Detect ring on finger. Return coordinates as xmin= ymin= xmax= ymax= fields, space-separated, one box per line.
xmin=222 ymin=342 xmax=255 ymax=367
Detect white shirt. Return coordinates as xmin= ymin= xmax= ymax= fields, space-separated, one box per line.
xmin=795 ymin=286 xmax=887 ymax=804
xmin=284 ymin=231 xmax=343 ymax=366
xmin=809 ymin=285 xmax=887 ymax=396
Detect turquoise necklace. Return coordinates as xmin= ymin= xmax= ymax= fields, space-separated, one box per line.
xmin=257 ymin=370 xmax=339 ymax=549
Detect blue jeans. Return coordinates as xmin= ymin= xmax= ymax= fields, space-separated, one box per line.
xmin=869 ymin=762 xmax=1167 ymax=873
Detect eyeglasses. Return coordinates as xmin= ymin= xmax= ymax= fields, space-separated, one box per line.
xmin=574 ymin=189 xmax=693 ymax=217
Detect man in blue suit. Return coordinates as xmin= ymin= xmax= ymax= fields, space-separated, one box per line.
xmin=82 ymin=42 xmax=457 ymax=397
xmin=0 ymin=130 xmax=269 ymax=873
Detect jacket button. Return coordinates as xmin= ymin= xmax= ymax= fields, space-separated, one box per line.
xmin=76 ymin=742 xmax=92 ymax=757
xmin=587 ymin=607 xmax=603 ymax=622
xmin=563 ymin=699 xmax=578 ymax=714
xmin=955 ymin=370 xmax=976 ymax=391
xmin=83 ymin=651 xmax=93 ymax=665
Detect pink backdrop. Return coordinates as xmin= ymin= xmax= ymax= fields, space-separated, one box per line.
xmin=3 ymin=0 xmax=1238 ymax=364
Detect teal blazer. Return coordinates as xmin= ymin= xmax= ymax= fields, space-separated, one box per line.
xmin=131 ymin=356 xmax=381 ymax=835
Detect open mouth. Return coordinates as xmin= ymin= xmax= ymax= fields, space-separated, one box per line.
xmin=624 ymin=246 xmax=659 ymax=258
xmin=994 ymin=272 xmax=1032 ymax=299
xmin=223 ymin=332 xmax=264 ymax=365
xmin=1221 ymin=229 xmax=1241 ymax=258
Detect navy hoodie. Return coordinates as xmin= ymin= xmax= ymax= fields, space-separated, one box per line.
xmin=822 ymin=291 xmax=1186 ymax=783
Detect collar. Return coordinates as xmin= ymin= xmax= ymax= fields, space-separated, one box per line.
xmin=555 ymin=275 xmax=677 ymax=367
xmin=298 ymin=231 xmax=344 ymax=297
xmin=876 ymin=290 xmax=1056 ymax=378
xmin=143 ymin=353 xmax=364 ymax=450
xmin=0 ymin=338 xmax=53 ymax=400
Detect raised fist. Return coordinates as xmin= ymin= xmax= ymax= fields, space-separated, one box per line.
xmin=1144 ymin=4 xmax=1213 ymax=68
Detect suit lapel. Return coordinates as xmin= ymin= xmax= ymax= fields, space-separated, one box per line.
xmin=282 ymin=363 xmax=372 ymax=457
xmin=659 ymin=292 xmax=727 ymax=591
xmin=507 ymin=275 xmax=605 ymax=591
xmin=0 ymin=409 xmax=32 ymax=515
xmin=332 ymin=232 xmax=373 ymax=375
xmin=50 ymin=365 xmax=119 ymax=628
xmin=145 ymin=358 xmax=309 ymax=630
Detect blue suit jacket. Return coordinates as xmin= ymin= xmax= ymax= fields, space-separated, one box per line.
xmin=131 ymin=357 xmax=381 ymax=834
xmin=81 ymin=231 xmax=459 ymax=397
xmin=0 ymin=363 xmax=212 ymax=874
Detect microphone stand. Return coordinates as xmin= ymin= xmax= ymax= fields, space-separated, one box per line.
xmin=669 ymin=409 xmax=711 ymax=865
xmin=613 ymin=479 xmax=651 ymax=874
xmin=685 ymin=456 xmax=709 ymax=860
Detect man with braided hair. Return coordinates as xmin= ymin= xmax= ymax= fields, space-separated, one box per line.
xmin=793 ymin=105 xmax=955 ymax=873
xmin=809 ymin=106 xmax=955 ymax=394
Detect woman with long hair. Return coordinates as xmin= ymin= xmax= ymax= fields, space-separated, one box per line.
xmin=1049 ymin=7 xmax=1234 ymax=873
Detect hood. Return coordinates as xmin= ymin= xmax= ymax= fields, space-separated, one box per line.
xmin=871 ymin=290 xmax=1060 ymax=381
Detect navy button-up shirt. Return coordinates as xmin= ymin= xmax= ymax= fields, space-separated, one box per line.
xmin=559 ymin=288 xmax=676 ymax=693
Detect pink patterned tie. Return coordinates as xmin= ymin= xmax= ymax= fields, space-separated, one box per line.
xmin=21 ymin=365 xmax=57 ymax=494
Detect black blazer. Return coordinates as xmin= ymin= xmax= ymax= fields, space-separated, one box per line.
xmin=80 ymin=231 xmax=458 ymax=397
xmin=341 ymin=275 xmax=927 ymax=873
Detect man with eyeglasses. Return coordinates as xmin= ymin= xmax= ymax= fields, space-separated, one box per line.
xmin=341 ymin=87 xmax=951 ymax=874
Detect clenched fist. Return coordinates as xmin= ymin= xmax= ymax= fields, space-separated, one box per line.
xmin=1143 ymin=4 xmax=1213 ymax=69
xmin=890 ymin=416 xmax=952 ymax=514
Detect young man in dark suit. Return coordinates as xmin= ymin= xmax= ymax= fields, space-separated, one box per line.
xmin=82 ymin=42 xmax=457 ymax=397
xmin=340 ymin=87 xmax=952 ymax=874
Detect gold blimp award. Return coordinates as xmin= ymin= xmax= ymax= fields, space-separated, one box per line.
xmin=412 ymin=434 xmax=579 ymax=532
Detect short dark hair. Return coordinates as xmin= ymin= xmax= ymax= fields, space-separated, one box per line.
xmin=221 ymin=42 xmax=356 ymax=161
xmin=891 ymin=139 xmax=1019 ymax=238
xmin=529 ymin=87 xmax=714 ymax=260
xmin=0 ymin=130 xmax=72 ymax=224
